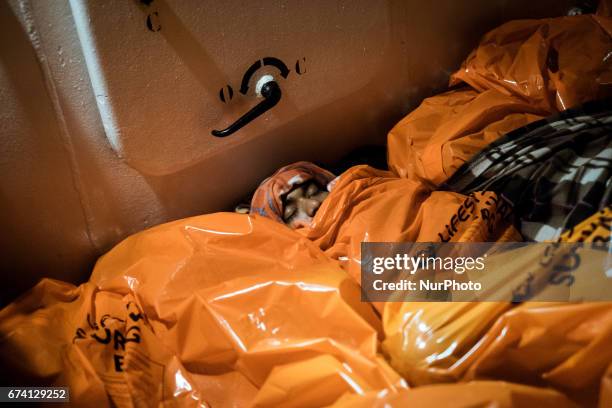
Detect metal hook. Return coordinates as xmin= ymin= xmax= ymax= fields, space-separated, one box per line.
xmin=211 ymin=80 xmax=282 ymax=137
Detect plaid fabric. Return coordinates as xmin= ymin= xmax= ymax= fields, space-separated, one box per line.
xmin=442 ymin=99 xmax=612 ymax=241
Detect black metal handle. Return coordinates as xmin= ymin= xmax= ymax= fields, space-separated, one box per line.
xmin=211 ymin=81 xmax=281 ymax=137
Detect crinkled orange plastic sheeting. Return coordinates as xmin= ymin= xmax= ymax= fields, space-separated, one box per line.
xmin=382 ymin=302 xmax=512 ymax=385
xmin=331 ymin=381 xmax=579 ymax=408
xmin=380 ymin=211 xmax=612 ymax=406
xmin=382 ymin=301 xmax=612 ymax=398
xmin=0 ymin=213 xmax=406 ymax=407
xmin=388 ymin=14 xmax=611 ymax=185
xmin=301 ymin=165 xmax=521 ymax=286
xmin=601 ymin=362 xmax=612 ymax=407
xmin=388 ymin=89 xmax=544 ymax=185
xmin=450 ymin=15 xmax=612 ymax=112
xmin=464 ymin=302 xmax=612 ymax=407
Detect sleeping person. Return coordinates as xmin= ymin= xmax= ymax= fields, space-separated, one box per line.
xmin=244 ymin=161 xmax=335 ymax=229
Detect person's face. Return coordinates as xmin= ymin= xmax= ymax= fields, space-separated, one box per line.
xmin=282 ymin=181 xmax=329 ymax=228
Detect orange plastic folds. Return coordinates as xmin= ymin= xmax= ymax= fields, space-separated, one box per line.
xmin=331 ymin=381 xmax=579 ymax=408
xmin=388 ymin=14 xmax=612 ymax=185
xmin=0 ymin=213 xmax=406 ymax=407
xmin=381 ymin=209 xmax=612 ymax=406
xmin=462 ymin=302 xmax=612 ymax=407
xmin=301 ymin=165 xmax=521 ymax=285
xmin=387 ymin=89 xmax=545 ymax=185
xmin=449 ymin=15 xmax=612 ymax=112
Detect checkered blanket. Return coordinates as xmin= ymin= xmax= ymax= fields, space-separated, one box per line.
xmin=442 ymin=99 xmax=612 ymax=241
